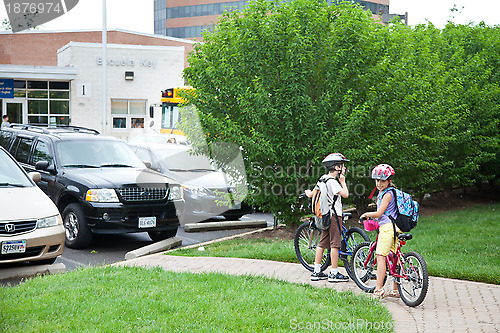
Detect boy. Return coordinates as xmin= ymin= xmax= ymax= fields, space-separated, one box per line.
xmin=1 ymin=115 xmax=10 ymax=128
xmin=305 ymin=153 xmax=350 ymax=282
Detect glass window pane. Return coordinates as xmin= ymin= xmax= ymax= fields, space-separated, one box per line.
xmin=49 ymin=81 xmax=69 ymax=90
xmin=130 ymin=101 xmax=146 ymax=114
xmin=113 ymin=117 xmax=126 ymax=128
xmin=50 ymin=100 xmax=70 ymax=114
xmin=28 ymin=100 xmax=48 ymax=114
xmin=50 ymin=116 xmax=69 ymax=125
xmin=14 ymin=80 xmax=26 ymax=89
xmin=14 ymin=89 xmax=26 ymax=97
xmin=28 ymin=90 xmax=49 ymax=98
xmin=32 ymin=141 xmax=53 ymax=165
xmin=27 ymin=81 xmax=47 ymax=89
xmin=13 ymin=138 xmax=33 ymax=164
xmin=111 ymin=100 xmax=128 ymax=115
xmin=131 ymin=118 xmax=144 ymax=128
xmin=49 ymin=91 xmax=69 ymax=99
xmin=28 ymin=116 xmax=48 ymax=124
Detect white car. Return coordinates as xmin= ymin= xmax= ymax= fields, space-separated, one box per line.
xmin=0 ymin=146 xmax=64 ymax=265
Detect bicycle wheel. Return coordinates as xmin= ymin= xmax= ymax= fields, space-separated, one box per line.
xmin=397 ymin=251 xmax=429 ymax=307
xmin=294 ymin=221 xmax=331 ymax=272
xmin=350 ymin=241 xmax=379 ymax=292
xmin=340 ymin=227 xmax=370 ymax=279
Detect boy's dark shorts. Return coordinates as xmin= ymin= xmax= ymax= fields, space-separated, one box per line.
xmin=319 ymin=215 xmax=342 ymax=249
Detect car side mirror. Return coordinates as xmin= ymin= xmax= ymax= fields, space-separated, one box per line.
xmin=149 ymin=105 xmax=154 ymax=118
xmin=143 ymin=161 xmax=152 ymax=169
xmin=28 ymin=171 xmax=41 ymax=183
xmin=35 ymin=160 xmax=57 ymax=175
xmin=35 ymin=160 xmax=49 ymax=171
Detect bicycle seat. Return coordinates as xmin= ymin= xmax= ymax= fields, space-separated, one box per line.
xmin=398 ymin=233 xmax=413 ymax=241
xmin=342 ymin=212 xmax=352 ymax=221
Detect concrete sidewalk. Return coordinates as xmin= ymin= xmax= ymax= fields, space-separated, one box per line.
xmin=115 ymin=254 xmax=500 ymax=333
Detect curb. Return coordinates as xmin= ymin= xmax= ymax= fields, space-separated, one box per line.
xmin=125 ymin=237 xmax=182 ymax=260
xmin=0 ymin=263 xmax=66 ymax=281
xmin=184 ymin=219 xmax=268 ymax=232
xmin=167 ymin=224 xmax=287 ymax=253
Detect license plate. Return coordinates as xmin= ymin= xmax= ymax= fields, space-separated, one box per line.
xmin=1 ymin=240 xmax=26 ymax=254
xmin=138 ymin=217 xmax=156 ymax=228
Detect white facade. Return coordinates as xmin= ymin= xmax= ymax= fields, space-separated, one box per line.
xmin=57 ymin=42 xmax=185 ymax=141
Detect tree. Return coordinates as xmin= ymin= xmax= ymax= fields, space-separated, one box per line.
xmin=183 ymin=0 xmax=382 ymax=223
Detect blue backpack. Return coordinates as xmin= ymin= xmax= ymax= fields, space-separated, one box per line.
xmin=381 ymin=187 xmax=419 ymax=232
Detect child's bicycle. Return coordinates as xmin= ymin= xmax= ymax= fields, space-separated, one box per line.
xmin=350 ymin=220 xmax=429 ymax=307
xmin=294 ymin=201 xmax=370 ymax=279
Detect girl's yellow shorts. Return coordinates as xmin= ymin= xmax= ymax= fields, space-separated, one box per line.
xmin=376 ymin=222 xmax=401 ymax=256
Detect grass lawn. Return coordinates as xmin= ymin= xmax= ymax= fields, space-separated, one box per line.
xmin=0 ymin=266 xmax=393 ymax=333
xmin=172 ymin=203 xmax=500 ymax=285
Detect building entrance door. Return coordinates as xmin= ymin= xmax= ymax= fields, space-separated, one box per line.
xmin=2 ymin=99 xmax=26 ymax=125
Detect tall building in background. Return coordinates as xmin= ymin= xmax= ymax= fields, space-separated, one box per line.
xmin=155 ymin=0 xmax=390 ymax=39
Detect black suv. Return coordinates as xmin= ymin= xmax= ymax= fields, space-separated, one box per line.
xmin=0 ymin=125 xmax=183 ymax=249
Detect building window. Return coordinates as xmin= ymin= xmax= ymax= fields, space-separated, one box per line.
xmin=111 ymin=99 xmax=147 ymax=129
xmin=14 ymin=80 xmax=70 ymax=125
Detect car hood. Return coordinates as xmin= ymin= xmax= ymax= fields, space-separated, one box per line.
xmin=165 ymin=170 xmax=234 ymax=189
xmin=1 ymin=187 xmax=60 ymax=222
xmin=63 ymin=168 xmax=178 ymax=188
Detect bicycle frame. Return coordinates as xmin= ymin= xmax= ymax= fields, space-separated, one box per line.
xmin=362 ymin=234 xmax=412 ymax=281
xmin=306 ymin=218 xmax=354 ymax=257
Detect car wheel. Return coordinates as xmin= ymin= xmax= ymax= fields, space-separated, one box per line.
xmin=148 ymin=229 xmax=177 ymax=242
xmin=62 ymin=203 xmax=93 ymax=249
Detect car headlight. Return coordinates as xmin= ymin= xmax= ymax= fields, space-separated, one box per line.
xmin=86 ymin=189 xmax=119 ymax=202
xmin=182 ymin=185 xmax=209 ymax=197
xmin=169 ymin=185 xmax=183 ymax=200
xmin=37 ymin=215 xmax=62 ymax=228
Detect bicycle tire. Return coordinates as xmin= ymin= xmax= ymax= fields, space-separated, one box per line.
xmin=294 ymin=221 xmax=331 ymax=272
xmin=340 ymin=227 xmax=370 ymax=279
xmin=397 ymin=251 xmax=429 ymax=307
xmin=350 ymin=241 xmax=380 ymax=292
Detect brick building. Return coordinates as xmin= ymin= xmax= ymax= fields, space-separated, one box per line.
xmin=0 ymin=29 xmax=196 ymax=140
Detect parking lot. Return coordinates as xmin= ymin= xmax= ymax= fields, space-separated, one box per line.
xmin=0 ymin=212 xmax=273 ymax=286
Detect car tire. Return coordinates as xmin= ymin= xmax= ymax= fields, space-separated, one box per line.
xmin=148 ymin=229 xmax=177 ymax=242
xmin=62 ymin=203 xmax=93 ymax=249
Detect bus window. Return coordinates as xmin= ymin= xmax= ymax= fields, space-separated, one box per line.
xmin=162 ymin=103 xmax=180 ymax=129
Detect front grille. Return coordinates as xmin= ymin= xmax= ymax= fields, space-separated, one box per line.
xmin=0 ymin=220 xmax=37 ymax=236
xmin=117 ymin=187 xmax=168 ymax=202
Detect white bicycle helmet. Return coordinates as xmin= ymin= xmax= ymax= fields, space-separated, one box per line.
xmin=322 ymin=153 xmax=349 ymax=170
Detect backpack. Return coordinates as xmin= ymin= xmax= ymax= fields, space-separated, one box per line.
xmin=381 ymin=187 xmax=419 ymax=232
xmin=311 ymin=175 xmax=339 ymax=230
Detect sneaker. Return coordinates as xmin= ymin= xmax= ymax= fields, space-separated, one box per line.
xmin=328 ymin=272 xmax=349 ymax=283
xmin=311 ymin=271 xmax=328 ymax=281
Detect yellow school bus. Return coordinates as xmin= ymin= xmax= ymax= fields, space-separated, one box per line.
xmin=160 ymin=86 xmax=192 ymax=135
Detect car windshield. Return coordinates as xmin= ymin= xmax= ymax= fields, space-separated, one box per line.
xmin=57 ymin=140 xmax=145 ymax=168
xmin=0 ymin=149 xmax=33 ymax=187
xmin=154 ymin=148 xmax=215 ymax=171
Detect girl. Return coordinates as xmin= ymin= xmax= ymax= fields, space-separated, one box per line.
xmin=360 ymin=164 xmax=400 ymax=298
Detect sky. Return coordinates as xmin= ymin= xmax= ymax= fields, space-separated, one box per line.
xmin=0 ymin=0 xmax=499 ymax=34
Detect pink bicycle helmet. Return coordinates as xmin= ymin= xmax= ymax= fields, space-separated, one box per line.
xmin=371 ymin=164 xmax=395 ymax=180
xmin=322 ymin=153 xmax=349 ymax=170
